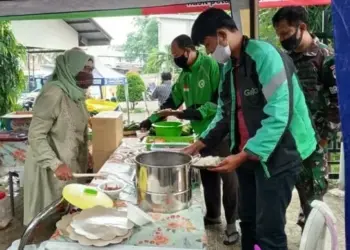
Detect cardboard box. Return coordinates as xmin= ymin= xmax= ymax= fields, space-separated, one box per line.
xmin=92 ymin=150 xmax=113 ymax=172
xmin=91 ymin=111 xmax=123 ymax=172
xmin=91 ymin=111 xmax=123 ymax=152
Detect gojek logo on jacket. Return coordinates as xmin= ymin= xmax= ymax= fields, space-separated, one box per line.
xmin=244 ymin=88 xmax=259 ymax=97
xmin=198 ymin=79 xmax=205 ymax=88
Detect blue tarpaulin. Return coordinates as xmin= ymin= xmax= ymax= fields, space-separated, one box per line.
xmin=26 ymin=61 xmax=127 ymax=86
xmin=331 ymin=1 xmax=349 ymax=248
xmin=92 ymin=59 xmax=127 ymax=86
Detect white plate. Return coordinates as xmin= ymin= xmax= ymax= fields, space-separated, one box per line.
xmin=70 ymin=206 xmax=134 ymax=240
xmin=67 ymin=225 xmax=132 ymax=247
xmin=56 ymin=214 xmax=75 ymax=236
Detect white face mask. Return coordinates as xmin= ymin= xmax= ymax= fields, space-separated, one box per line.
xmin=212 ymin=41 xmax=231 ymax=64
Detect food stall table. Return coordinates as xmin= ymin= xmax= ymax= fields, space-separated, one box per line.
xmin=48 ymin=138 xmax=207 ymax=249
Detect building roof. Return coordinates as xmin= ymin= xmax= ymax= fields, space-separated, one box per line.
xmin=64 ymin=18 xmax=112 ymax=46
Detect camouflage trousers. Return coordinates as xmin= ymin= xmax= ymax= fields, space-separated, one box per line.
xmin=295 ymin=145 xmax=328 ymax=229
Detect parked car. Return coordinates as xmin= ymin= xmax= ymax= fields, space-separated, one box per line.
xmin=17 ymin=87 xmax=41 ymax=105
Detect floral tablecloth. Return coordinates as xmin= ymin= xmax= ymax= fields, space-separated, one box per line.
xmin=50 ymin=138 xmax=207 ymax=249
xmin=51 ymin=205 xmax=207 ymax=249
xmin=0 ymin=141 xmax=27 ymax=169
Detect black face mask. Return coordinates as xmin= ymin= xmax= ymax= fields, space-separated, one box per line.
xmin=281 ymin=30 xmax=303 ymax=52
xmin=174 ymin=54 xmax=189 ymax=69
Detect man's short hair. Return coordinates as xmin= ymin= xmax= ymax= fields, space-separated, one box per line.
xmin=161 ymin=72 xmax=172 ymax=81
xmin=272 ymin=6 xmax=309 ymax=28
xmin=191 ymin=8 xmax=238 ymax=46
xmin=172 ymin=34 xmax=196 ymax=50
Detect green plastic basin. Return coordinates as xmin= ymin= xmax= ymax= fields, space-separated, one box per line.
xmin=152 ymin=121 xmax=183 ymax=136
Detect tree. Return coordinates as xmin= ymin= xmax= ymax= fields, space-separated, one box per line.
xmin=0 ymin=21 xmax=26 ymax=116
xmin=259 ymin=8 xmax=279 ymax=47
xmin=117 ymin=72 xmax=146 ymax=109
xmin=143 ymin=45 xmax=180 ymax=74
xmin=123 ymin=17 xmax=159 ymax=64
xmin=143 ymin=45 xmax=207 ymax=74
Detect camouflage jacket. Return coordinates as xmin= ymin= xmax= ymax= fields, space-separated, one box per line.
xmin=289 ymin=37 xmax=340 ymax=142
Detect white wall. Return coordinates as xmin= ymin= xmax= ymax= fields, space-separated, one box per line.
xmin=11 ymin=20 xmax=78 ymax=50
xmin=157 ymin=15 xmax=197 ymax=52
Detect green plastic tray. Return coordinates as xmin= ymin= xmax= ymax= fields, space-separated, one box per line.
xmin=143 ymin=136 xmax=196 ymax=150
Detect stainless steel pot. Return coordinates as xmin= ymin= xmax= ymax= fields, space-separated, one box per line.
xmin=134 ymin=151 xmax=195 ymax=213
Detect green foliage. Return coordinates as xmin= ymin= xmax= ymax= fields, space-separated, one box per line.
xmin=259 ymin=8 xmax=279 ymax=47
xmin=307 ymin=6 xmax=332 ymax=34
xmin=143 ymin=45 xmax=180 ymax=74
xmin=0 ymin=21 xmax=26 ymax=116
xmin=258 ymin=7 xmax=334 ymax=47
xmin=123 ymin=17 xmax=159 ymax=64
xmin=117 ymin=72 xmax=146 ymax=109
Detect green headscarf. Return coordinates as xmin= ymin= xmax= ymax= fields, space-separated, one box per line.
xmin=50 ymin=48 xmax=92 ymax=102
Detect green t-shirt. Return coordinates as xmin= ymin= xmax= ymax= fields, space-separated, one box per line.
xmin=150 ymin=52 xmax=220 ymax=135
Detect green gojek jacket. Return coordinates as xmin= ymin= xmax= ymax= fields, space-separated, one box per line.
xmin=149 ymin=52 xmax=220 ymax=135
xmin=200 ymin=37 xmax=317 ymax=178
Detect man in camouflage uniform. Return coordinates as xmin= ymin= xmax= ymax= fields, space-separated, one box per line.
xmin=272 ymin=6 xmax=340 ymax=229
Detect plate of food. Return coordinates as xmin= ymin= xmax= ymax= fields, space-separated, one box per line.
xmin=191 ymin=156 xmax=222 ymax=169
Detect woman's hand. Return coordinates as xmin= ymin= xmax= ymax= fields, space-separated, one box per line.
xmin=55 ymin=164 xmax=73 ymax=181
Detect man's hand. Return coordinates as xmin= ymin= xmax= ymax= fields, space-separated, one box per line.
xmin=55 ymin=164 xmax=73 ymax=181
xmin=157 ymin=109 xmax=175 ymax=118
xmin=210 ymin=152 xmax=249 ymax=173
xmin=183 ymin=140 xmax=206 ymax=155
xmin=140 ymin=119 xmax=152 ymax=131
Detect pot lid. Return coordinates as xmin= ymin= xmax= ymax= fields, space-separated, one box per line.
xmin=63 ymin=184 xmax=114 ymax=210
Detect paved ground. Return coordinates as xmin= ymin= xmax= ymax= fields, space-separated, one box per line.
xmin=204 ymin=189 xmax=345 ymax=250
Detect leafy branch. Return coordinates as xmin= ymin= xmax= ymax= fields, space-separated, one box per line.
xmin=0 ymin=21 xmax=26 ymax=116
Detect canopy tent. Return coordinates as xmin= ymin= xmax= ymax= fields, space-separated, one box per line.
xmin=92 ymin=59 xmax=127 ymax=86
xmin=142 ymin=1 xmax=331 ymax=15
xmin=0 ymin=0 xmax=330 ymax=20
xmin=91 ymin=59 xmax=130 ymax=123
xmin=0 ymin=0 xmax=348 ymax=248
xmin=22 ymin=61 xmax=127 ymax=87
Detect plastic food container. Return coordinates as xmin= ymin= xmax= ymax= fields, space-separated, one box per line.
xmin=152 ymin=121 xmax=183 ymax=136
xmin=97 ymin=180 xmax=126 ymax=200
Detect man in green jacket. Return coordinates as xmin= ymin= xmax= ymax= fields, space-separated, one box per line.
xmin=187 ymin=8 xmax=317 ymax=250
xmin=140 ymin=34 xmax=239 ymax=245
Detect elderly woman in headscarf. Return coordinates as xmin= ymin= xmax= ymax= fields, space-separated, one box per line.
xmin=23 ymin=48 xmax=94 ymax=225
